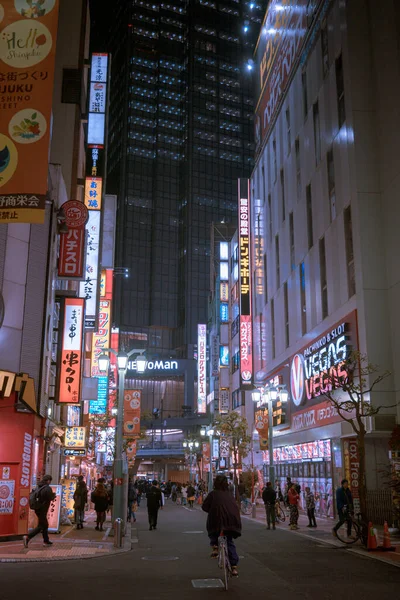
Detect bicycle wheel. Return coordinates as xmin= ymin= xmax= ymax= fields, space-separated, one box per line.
xmin=276 ymin=503 xmax=286 ymax=522
xmin=241 ymin=500 xmax=252 ymax=515
xmin=335 ymin=520 xmax=360 ymax=544
xmin=219 ymin=539 xmax=229 ymax=590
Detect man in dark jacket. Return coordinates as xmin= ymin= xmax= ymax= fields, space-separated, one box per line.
xmin=262 ymin=482 xmax=277 ymax=530
xmin=23 ymin=475 xmax=56 ymax=547
xmin=332 ymin=479 xmax=353 ymax=538
xmin=202 ymin=475 xmax=241 ymax=576
xmin=146 ymin=480 xmax=163 ymax=530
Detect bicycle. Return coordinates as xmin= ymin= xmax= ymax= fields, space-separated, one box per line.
xmin=334 ymin=508 xmax=368 ymax=546
xmin=275 ymin=500 xmax=286 ymax=523
xmin=218 ymin=530 xmax=232 ymax=590
xmin=240 ymin=497 xmax=252 ymax=515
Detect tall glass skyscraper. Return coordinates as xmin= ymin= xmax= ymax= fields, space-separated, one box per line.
xmin=105 ymin=0 xmax=266 ymax=357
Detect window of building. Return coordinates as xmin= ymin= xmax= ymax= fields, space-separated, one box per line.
xmin=289 ymin=212 xmax=295 ymax=271
xmin=284 ymin=281 xmax=289 ymax=348
xmin=321 ymin=22 xmax=329 ymax=78
xmin=302 ymin=70 xmax=308 ymax=121
xmin=285 ymin=107 xmax=291 ymax=154
xmin=300 ymin=261 xmax=306 ymax=335
xmin=280 ymin=168 xmax=285 ymax=222
xmin=295 ymin=137 xmax=301 ymax=201
xmin=275 ymin=234 xmax=280 ymax=289
xmin=344 ymin=206 xmax=355 ymax=297
xmin=231 ymin=351 xmax=240 ymax=374
xmin=272 ymin=139 xmax=277 ymax=183
xmin=336 ymin=53 xmax=346 ymax=128
xmin=271 ymin=298 xmax=276 ymax=359
xmin=263 ymin=253 xmax=268 ymax=303
xmin=327 ymin=148 xmax=336 ymax=222
xmin=61 ymin=68 xmax=81 ymax=104
xmin=319 ymin=236 xmax=328 ymax=318
xmin=232 ymin=388 xmax=243 ymax=409
xmin=268 ymin=193 xmax=272 ymax=242
xmin=313 ymin=101 xmax=321 ymax=165
xmin=306 ymin=184 xmax=313 ymax=250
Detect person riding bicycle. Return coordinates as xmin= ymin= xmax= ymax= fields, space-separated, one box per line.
xmin=332 ymin=478 xmax=353 ymax=538
xmin=202 ymin=475 xmax=242 ymax=577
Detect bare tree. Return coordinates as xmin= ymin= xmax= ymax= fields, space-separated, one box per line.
xmin=214 ymin=412 xmax=251 ymax=500
xmin=323 ymin=350 xmax=392 ymax=517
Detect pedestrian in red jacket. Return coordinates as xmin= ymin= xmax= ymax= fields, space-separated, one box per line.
xmin=288 ymin=483 xmax=300 ymax=530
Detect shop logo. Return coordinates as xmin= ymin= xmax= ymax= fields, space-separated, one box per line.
xmin=9 ymin=108 xmax=47 ymax=144
xmin=61 ymin=199 xmax=89 ymax=228
xmin=290 ymin=354 xmax=305 ymax=407
xmin=0 ymin=20 xmax=53 ymax=68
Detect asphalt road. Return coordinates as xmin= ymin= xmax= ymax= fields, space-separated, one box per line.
xmin=1 ymin=501 xmax=399 ymax=600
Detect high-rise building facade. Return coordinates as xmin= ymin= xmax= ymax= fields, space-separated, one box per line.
xmin=105 ymin=0 xmax=266 ymax=357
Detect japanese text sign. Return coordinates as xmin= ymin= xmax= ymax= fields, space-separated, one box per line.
xmin=64 ymin=426 xmax=86 ymax=448
xmin=90 ymin=300 xmax=111 ymax=377
xmin=0 ymin=1 xmax=60 ymax=223
xmin=58 ymin=298 xmax=84 ymax=404
xmin=123 ymin=390 xmax=141 ymax=438
xmin=238 ymin=179 xmax=252 ymax=386
xmin=197 ymin=324 xmax=207 ymax=414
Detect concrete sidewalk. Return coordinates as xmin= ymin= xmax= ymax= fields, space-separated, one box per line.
xmin=0 ymin=510 xmax=134 ymax=563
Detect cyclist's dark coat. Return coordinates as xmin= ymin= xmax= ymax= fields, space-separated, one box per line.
xmin=202 ymin=490 xmax=242 ymax=538
xmin=336 ymin=486 xmax=353 ymax=511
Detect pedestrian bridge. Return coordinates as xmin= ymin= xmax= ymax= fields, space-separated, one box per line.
xmin=136 ymin=441 xmax=186 ymax=458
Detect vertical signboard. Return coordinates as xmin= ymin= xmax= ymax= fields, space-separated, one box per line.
xmin=238 ymin=179 xmax=253 ymax=386
xmin=90 ymin=300 xmax=111 ymax=377
xmin=255 ymin=410 xmax=269 ymax=451
xmin=0 ymin=1 xmax=60 ymax=223
xmin=123 ymin=390 xmax=141 ymax=437
xmin=197 ymin=324 xmax=207 ymax=414
xmin=202 ymin=442 xmax=211 ymax=472
xmin=219 ymin=390 xmax=229 ymax=414
xmin=58 ymin=298 xmax=84 ymax=404
xmin=211 ymin=334 xmax=219 ymax=377
xmin=343 ymin=438 xmax=360 ymax=514
xmin=79 ymin=210 xmax=101 ymax=325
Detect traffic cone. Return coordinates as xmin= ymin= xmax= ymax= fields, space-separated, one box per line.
xmin=367 ymin=521 xmax=378 ymax=551
xmin=381 ymin=521 xmax=395 ymax=552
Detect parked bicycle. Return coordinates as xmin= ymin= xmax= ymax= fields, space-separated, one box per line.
xmin=334 ymin=507 xmax=368 ymax=546
xmin=275 ymin=500 xmax=286 ymax=523
xmin=240 ymin=497 xmax=252 ymax=515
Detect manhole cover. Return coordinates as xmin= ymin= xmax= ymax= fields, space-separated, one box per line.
xmin=192 ymin=579 xmax=224 ymax=589
xmin=182 ymin=531 xmax=204 ymax=534
xmin=141 ymin=556 xmax=179 ymax=561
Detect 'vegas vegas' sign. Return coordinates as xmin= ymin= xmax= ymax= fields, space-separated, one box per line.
xmin=290 ymin=313 xmax=356 ymax=407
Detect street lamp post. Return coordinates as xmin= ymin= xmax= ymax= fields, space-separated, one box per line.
xmin=200 ymin=427 xmax=215 ymax=492
xmin=252 ymin=384 xmax=288 ymax=489
xmin=183 ymin=440 xmax=200 ymax=483
xmin=98 ymin=348 xmax=146 ymax=532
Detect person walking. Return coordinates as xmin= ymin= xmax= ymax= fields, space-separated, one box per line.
xmin=171 ymin=482 xmax=177 ymax=503
xmin=73 ymin=475 xmax=88 ymax=530
xmin=332 ymin=479 xmax=353 ymax=538
xmin=187 ymin=483 xmax=196 ymax=509
xmin=262 ymin=482 xmax=277 ymax=530
xmin=176 ymin=483 xmax=182 ymax=505
xmin=181 ymin=483 xmax=188 ymax=506
xmin=202 ymin=475 xmax=241 ymax=577
xmin=127 ymin=479 xmax=137 ymax=523
xmin=23 ymin=475 xmax=56 ymax=548
xmin=305 ymin=487 xmax=317 ymax=528
xmin=91 ymin=482 xmax=109 ymax=531
xmin=288 ymin=483 xmax=300 ymax=530
xmin=147 ymin=479 xmax=163 ymax=530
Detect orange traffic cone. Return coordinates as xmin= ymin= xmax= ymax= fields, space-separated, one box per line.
xmin=367 ymin=521 xmax=378 ymax=551
xmin=381 ymin=521 xmax=395 ymax=551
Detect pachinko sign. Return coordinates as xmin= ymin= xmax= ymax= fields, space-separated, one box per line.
xmin=238 ymin=178 xmax=252 ymax=386
xmin=58 ymin=298 xmax=84 ymax=404
xmin=0 ymin=0 xmax=60 ymax=223
xmin=290 ymin=311 xmax=357 ymax=408
xmin=197 ymin=324 xmax=207 ymax=413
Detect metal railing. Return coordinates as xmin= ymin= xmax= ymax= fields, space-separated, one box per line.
xmin=366 ymin=489 xmax=394 ymax=525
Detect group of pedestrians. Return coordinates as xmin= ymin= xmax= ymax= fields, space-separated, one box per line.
xmin=260 ymin=477 xmax=318 ymax=531
xmin=170 ymin=480 xmax=206 ymax=507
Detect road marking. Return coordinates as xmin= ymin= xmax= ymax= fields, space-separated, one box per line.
xmin=182 ymin=531 xmax=204 ymax=534
xmin=192 ymin=579 xmax=224 ymax=589
xmin=141 ymin=556 xmax=179 ymax=561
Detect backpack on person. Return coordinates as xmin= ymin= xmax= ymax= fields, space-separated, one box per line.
xmin=29 ymin=485 xmax=45 ymax=510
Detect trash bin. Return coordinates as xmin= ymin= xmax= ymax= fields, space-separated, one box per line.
xmin=114 ymin=518 xmax=123 ymax=548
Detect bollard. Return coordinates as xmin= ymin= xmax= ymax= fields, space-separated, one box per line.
xmin=252 ymin=503 xmax=257 ymax=518
xmin=114 ymin=518 xmax=123 ymax=548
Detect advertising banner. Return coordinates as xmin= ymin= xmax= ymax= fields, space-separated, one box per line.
xmin=202 ymin=442 xmax=210 ymax=472
xmin=89 ymin=376 xmax=108 ymax=414
xmin=58 ymin=298 xmax=84 ymax=404
xmin=212 ymin=438 xmax=219 ymax=460
xmin=197 ymin=324 xmax=207 ymax=413
xmin=127 ymin=440 xmax=137 ymax=467
xmin=255 ymin=409 xmax=269 ymax=451
xmin=123 ymin=390 xmax=141 ymax=438
xmin=0 ymin=0 xmax=60 ymax=223
xmin=79 ymin=210 xmax=101 ymax=323
xmin=220 ymin=282 xmax=229 ymax=302
xmin=61 ymin=479 xmax=75 ymax=518
xmin=90 ymin=300 xmax=111 ymax=378
xmin=58 ymin=227 xmax=86 ymax=279
xmin=0 ymin=480 xmax=14 ymax=514
xmin=343 ymin=438 xmax=360 ymax=514
xmin=211 ymin=334 xmax=219 ymax=377
xmin=64 ymin=426 xmax=86 ymax=448
xmin=238 ymin=179 xmax=252 ymax=386
xmin=219 ymin=438 xmax=230 ymax=458
xmin=219 ymin=389 xmax=229 ymax=414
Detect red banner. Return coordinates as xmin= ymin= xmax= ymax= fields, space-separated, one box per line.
xmin=255 ymin=409 xmax=269 ymax=451
xmin=240 ymin=315 xmax=253 ymax=384
xmin=58 ymin=298 xmax=84 ymax=404
xmin=123 ymin=390 xmax=141 ymax=437
xmin=290 ymin=400 xmax=349 ymax=433
xmin=58 ymin=226 xmax=85 ymax=278
xmin=202 ymin=442 xmax=211 ymax=472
